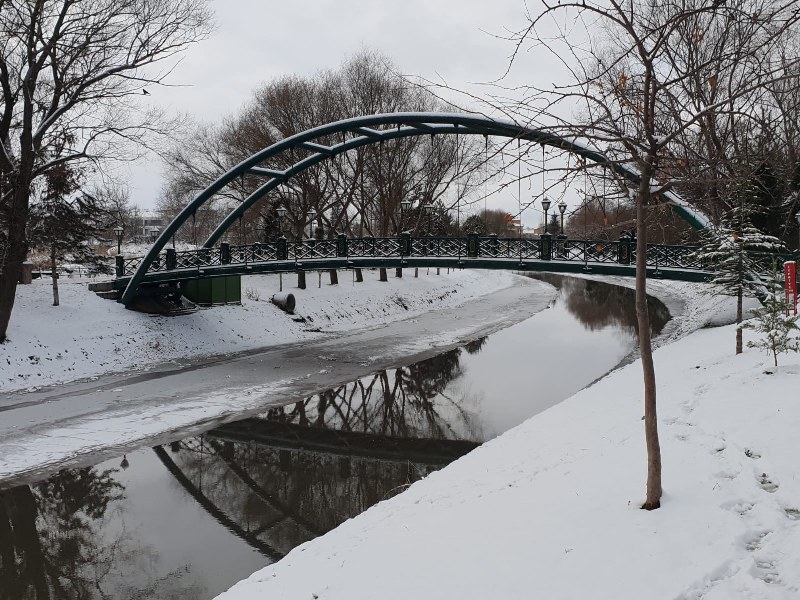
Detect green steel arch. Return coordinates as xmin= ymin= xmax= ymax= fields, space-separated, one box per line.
xmin=121 ymin=112 xmax=709 ymax=305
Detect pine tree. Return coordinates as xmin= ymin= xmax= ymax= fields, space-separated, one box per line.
xmin=742 ymin=265 xmax=800 ymax=367
xmin=698 ymin=190 xmax=784 ymax=354
xmin=462 ymin=214 xmax=487 ymax=236
xmin=28 ymin=165 xmax=111 ymax=306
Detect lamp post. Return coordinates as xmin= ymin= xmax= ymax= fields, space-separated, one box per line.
xmin=306 ymin=209 xmax=316 ymax=240
xmin=276 ymin=206 xmax=287 ymax=239
xmin=541 ymin=198 xmax=551 ymax=235
xmin=558 ymin=201 xmax=567 ymax=236
xmin=400 ymin=199 xmax=412 ymax=234
xmin=112 ymin=225 xmax=123 ymax=255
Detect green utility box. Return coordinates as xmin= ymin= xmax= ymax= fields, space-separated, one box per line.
xmin=182 ymin=275 xmax=241 ymax=306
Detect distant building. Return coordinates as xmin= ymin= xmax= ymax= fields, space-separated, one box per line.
xmin=139 ymin=213 xmax=164 ymax=240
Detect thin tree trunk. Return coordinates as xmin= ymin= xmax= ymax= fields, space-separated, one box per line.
xmin=736 ymin=284 xmax=743 ymax=354
xmin=50 ymin=247 xmax=59 ymax=307
xmin=637 ymin=184 xmax=661 ymax=511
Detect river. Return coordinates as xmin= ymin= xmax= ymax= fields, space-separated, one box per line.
xmin=0 ymin=275 xmax=669 ymax=599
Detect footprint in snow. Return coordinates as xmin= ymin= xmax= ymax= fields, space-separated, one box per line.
xmin=757 ymin=472 xmax=779 ymax=493
xmin=750 ymin=558 xmax=781 ymax=585
xmin=743 ymin=530 xmax=770 ymax=552
xmin=720 ymin=500 xmax=754 ymax=516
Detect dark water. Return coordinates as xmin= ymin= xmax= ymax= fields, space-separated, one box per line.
xmin=0 ymin=275 xmax=669 ymax=599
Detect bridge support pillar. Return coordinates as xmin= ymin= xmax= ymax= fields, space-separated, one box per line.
xmin=467 ymin=233 xmax=479 ymax=258
xmin=297 ymin=270 xmax=306 ymax=289
xmin=395 ymin=267 xmax=403 ymax=278
xmin=618 ymin=234 xmax=632 ymax=265
xmin=336 ymin=234 xmax=348 ymax=257
xmin=379 ymin=267 xmax=388 ymax=282
xmin=166 ymin=248 xmax=177 ymax=271
xmin=400 ymin=232 xmax=412 ymax=257
xmin=541 ymin=233 xmax=553 ymax=260
xmin=329 ymin=269 xmax=338 ymax=285
xmin=355 ymin=268 xmax=363 ymax=282
xmin=277 ymin=237 xmax=288 ymax=261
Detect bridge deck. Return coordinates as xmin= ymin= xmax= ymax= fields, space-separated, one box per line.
xmin=110 ymin=255 xmax=714 ymax=289
xmin=110 ymin=235 xmax=795 ymax=301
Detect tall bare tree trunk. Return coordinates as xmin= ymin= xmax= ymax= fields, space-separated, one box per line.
xmin=0 ymin=175 xmax=32 ymax=342
xmin=637 ymin=185 xmax=662 ymax=511
xmin=50 ymin=246 xmax=59 ymax=307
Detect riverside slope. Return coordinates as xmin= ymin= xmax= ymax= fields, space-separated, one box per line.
xmin=216 ymin=282 xmax=800 ymax=600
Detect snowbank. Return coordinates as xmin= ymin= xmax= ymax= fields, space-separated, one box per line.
xmin=1 ymin=269 xmax=516 ymax=392
xmin=216 ymin=310 xmax=800 ymax=599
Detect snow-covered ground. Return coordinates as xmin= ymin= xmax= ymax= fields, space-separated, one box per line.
xmin=2 ymin=269 xmax=516 ymax=392
xmin=216 ymin=289 xmax=800 ymax=600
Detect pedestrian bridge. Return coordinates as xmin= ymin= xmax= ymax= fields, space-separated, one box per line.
xmin=111 ymin=111 xmax=791 ymax=306
xmin=109 ymin=233 xmax=791 ymax=297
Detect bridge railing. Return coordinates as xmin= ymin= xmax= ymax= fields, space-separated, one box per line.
xmin=290 ymin=239 xmax=338 ymax=260
xmin=555 ymin=239 xmax=621 ymax=263
xmin=117 ymin=235 xmax=799 ymax=280
xmin=230 ymin=242 xmax=279 ymax=263
xmin=411 ymin=237 xmax=469 ymax=257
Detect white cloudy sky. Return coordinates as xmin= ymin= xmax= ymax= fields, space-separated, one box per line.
xmin=126 ymin=0 xmax=577 ymax=225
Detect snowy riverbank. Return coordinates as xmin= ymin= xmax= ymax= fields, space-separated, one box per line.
xmin=1 ymin=269 xmax=517 ymax=393
xmin=216 ymin=285 xmax=800 ymax=600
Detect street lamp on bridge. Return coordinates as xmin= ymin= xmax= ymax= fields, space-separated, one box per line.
xmin=112 ymin=225 xmax=123 ymax=256
xmin=558 ymin=200 xmax=567 ymax=236
xmin=276 ymin=206 xmax=287 ymax=238
xmin=306 ymin=209 xmax=316 ymax=240
xmin=400 ymin=199 xmax=412 ymax=233
xmin=541 ymin=197 xmax=551 ymax=236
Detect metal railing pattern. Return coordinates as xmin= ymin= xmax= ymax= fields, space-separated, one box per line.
xmin=117 ymin=235 xmax=795 ymax=279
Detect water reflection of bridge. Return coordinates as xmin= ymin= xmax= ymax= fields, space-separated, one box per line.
xmin=155 ymin=344 xmax=487 ymax=561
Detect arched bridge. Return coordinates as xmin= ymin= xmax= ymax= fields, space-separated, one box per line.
xmin=115 ymin=112 xmax=786 ymax=305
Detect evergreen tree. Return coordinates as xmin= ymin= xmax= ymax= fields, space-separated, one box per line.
xmin=698 ymin=189 xmax=784 ymax=354
xmin=462 ymin=214 xmax=487 ymax=236
xmin=742 ymin=265 xmax=800 ymax=367
xmin=28 ymin=165 xmax=111 ymax=306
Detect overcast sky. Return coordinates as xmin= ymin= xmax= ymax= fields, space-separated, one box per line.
xmin=126 ymin=0 xmax=573 ymax=227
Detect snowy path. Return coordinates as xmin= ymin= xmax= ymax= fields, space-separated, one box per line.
xmin=0 ymin=273 xmax=554 ymax=485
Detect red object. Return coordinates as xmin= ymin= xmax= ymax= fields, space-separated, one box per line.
xmin=784 ymin=261 xmax=797 ymax=316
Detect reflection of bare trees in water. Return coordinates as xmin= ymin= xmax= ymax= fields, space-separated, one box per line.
xmin=266 ymin=343 xmax=486 ymax=441
xmin=164 ymin=436 xmax=433 ymax=561
xmin=531 ymin=274 xmax=670 ymax=336
xmin=0 ymin=468 xmax=203 ymax=599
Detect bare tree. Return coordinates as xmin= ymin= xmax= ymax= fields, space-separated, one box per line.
xmin=501 ymin=0 xmax=800 ymax=509
xmin=0 ymin=0 xmax=213 ymax=341
xmin=159 ymin=50 xmax=483 ymax=242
